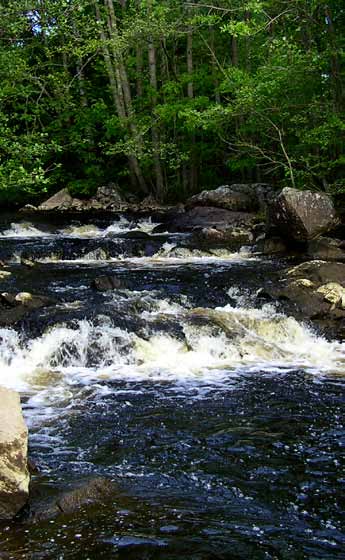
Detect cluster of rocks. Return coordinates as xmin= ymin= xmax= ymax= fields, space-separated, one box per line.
xmin=260 ymin=261 xmax=345 ymax=336
xmin=22 ymin=185 xmax=169 ymax=214
xmin=23 ymin=181 xmax=343 ymax=256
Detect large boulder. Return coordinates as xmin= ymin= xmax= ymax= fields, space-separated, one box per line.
xmin=0 ymin=387 xmax=30 ymax=520
xmin=38 ymin=188 xmax=73 ymax=211
xmin=187 ymin=183 xmax=273 ymax=213
xmin=269 ymin=187 xmax=337 ymax=241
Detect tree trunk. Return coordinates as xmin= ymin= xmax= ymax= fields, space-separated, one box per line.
xmin=94 ymin=0 xmax=147 ymax=193
xmin=147 ymin=1 xmax=165 ymax=200
xmin=187 ymin=21 xmax=197 ymax=193
xmin=210 ymin=27 xmax=221 ymax=103
xmin=325 ymin=5 xmax=343 ymax=110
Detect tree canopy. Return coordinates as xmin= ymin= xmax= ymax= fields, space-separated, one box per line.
xmin=0 ymin=0 xmax=344 ymax=205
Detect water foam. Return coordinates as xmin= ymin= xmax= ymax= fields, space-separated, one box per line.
xmin=0 ymin=217 xmax=161 ymax=240
xmin=1 ymin=302 xmax=344 ymax=401
xmin=61 ymin=217 xmax=160 ymax=238
xmin=1 ymin=222 xmax=49 ymax=237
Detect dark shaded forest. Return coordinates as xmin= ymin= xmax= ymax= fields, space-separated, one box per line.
xmin=0 ymin=0 xmax=344 ymax=205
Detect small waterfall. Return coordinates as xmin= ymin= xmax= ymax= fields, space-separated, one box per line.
xmin=1 ymin=301 xmax=344 ymax=405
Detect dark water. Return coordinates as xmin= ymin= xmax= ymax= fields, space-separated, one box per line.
xmin=0 ymin=214 xmax=344 ymax=559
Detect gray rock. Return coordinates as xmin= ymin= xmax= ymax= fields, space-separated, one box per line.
xmin=90 ymin=184 xmax=128 ymax=211
xmin=269 ymin=187 xmax=337 ymax=241
xmin=0 ymin=387 xmax=30 ymax=520
xmin=38 ymin=188 xmax=73 ymax=211
xmin=187 ymin=183 xmax=273 ymax=213
xmin=19 ymin=204 xmax=38 ymax=213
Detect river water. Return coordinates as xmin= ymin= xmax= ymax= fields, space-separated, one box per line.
xmin=0 ymin=214 xmax=344 ymax=559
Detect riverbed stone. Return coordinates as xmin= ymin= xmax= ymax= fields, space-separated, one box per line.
xmin=256 ymin=236 xmax=288 ymax=255
xmin=0 ymin=387 xmax=30 ymax=520
xmin=269 ymin=187 xmax=337 ymax=241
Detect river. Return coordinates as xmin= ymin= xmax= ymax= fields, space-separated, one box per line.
xmin=0 ymin=213 xmax=344 ymax=559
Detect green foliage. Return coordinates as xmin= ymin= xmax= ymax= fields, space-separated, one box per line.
xmin=0 ymin=0 xmax=344 ymax=205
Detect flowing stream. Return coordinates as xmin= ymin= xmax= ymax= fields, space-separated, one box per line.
xmin=0 ymin=213 xmax=344 ymax=559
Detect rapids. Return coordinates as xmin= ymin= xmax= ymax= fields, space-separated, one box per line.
xmin=0 ymin=213 xmax=344 ymax=559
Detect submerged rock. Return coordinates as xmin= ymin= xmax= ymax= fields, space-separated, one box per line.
xmin=0 ymin=387 xmax=30 ymax=520
xmin=92 ymin=275 xmax=123 ymax=291
xmin=32 ymin=477 xmax=117 ymax=521
xmin=192 ymin=226 xmax=254 ymax=251
xmin=269 ymin=187 xmax=337 ymax=241
xmin=187 ymin=183 xmax=273 ymax=213
xmin=0 ymin=292 xmax=57 ymax=326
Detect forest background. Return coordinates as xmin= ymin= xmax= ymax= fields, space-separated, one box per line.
xmin=0 ymin=0 xmax=344 ymax=206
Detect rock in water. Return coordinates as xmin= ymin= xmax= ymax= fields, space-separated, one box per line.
xmin=32 ymin=477 xmax=117 ymax=520
xmin=92 ymin=275 xmax=122 ymax=291
xmin=270 ymin=187 xmax=337 ymax=241
xmin=0 ymin=292 xmax=57 ymax=326
xmin=0 ymin=387 xmax=30 ymax=520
